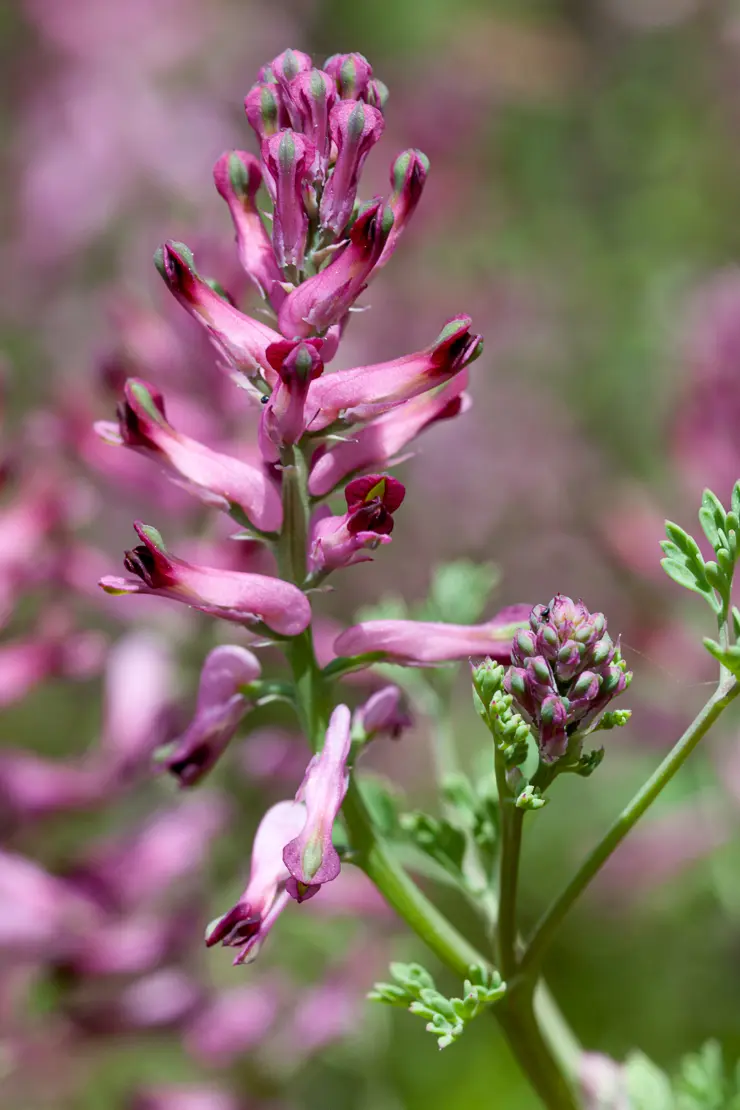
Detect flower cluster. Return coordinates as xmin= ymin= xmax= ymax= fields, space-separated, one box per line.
xmin=504 ymin=595 xmax=632 ymax=763
xmin=92 ymin=47 xmax=529 ymax=964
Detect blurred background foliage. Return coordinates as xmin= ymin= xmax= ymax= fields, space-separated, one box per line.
xmin=4 ymin=0 xmax=740 ymax=1107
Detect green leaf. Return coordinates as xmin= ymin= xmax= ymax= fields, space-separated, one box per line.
xmin=399 ymin=811 xmax=468 ymax=880
xmin=421 ymin=559 xmax=500 ymax=625
xmin=625 ymin=1052 xmax=674 ymax=1110
xmin=703 ymin=638 xmax=740 ymax=680
xmin=358 ymin=775 xmax=403 ymax=838
xmin=699 ymin=490 xmax=726 ymax=549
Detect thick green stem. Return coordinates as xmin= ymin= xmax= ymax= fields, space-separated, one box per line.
xmin=276 ymin=444 xmax=309 ymax=586
xmin=343 ymin=778 xmax=580 ymax=1108
xmin=495 ymin=753 xmax=524 ymax=979
xmin=521 ymin=679 xmax=739 ymax=974
xmin=497 ymin=987 xmax=581 ymax=1110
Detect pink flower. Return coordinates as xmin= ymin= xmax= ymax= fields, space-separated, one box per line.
xmin=287 ymin=68 xmax=337 ymax=172
xmin=282 ymin=704 xmax=352 ymax=901
xmin=164 ymin=645 xmax=261 ymax=787
xmin=212 ymin=151 xmax=282 ymax=303
xmin=258 ymin=47 xmax=313 ymax=88
xmin=206 ymin=799 xmax=306 ymax=964
xmin=100 ymin=522 xmax=312 ymax=636
xmin=98 ymin=631 xmax=176 ymax=781
xmin=132 ymin=1085 xmax=242 ymax=1110
xmin=155 ymin=242 xmax=284 ymax=383
xmin=319 ymin=101 xmax=385 ymax=234
xmin=97 ymin=378 xmax=282 ymax=532
xmin=244 ymin=82 xmax=289 ymax=141
xmin=259 ymin=340 xmax=324 ymax=460
xmin=324 ymin=52 xmax=374 ymax=100
xmin=278 ymin=199 xmax=393 ymax=339
xmin=378 ymin=148 xmax=430 ymax=267
xmin=334 ymin=604 xmax=532 ymax=666
xmin=307 ymin=371 xmax=469 ymax=496
xmin=306 ymin=315 xmax=482 ymax=430
xmin=353 ymin=685 xmax=413 ymax=741
xmin=308 ymin=474 xmax=405 ymax=577
xmin=260 ymin=131 xmax=316 ymax=270
xmin=184 ymin=982 xmax=279 ymax=1064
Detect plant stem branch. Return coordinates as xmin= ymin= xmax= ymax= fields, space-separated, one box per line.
xmin=521 ymin=678 xmax=739 ymax=975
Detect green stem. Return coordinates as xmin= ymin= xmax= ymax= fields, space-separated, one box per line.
xmin=343 ymin=778 xmax=580 ymax=1108
xmin=276 ymin=444 xmax=309 ymax=586
xmin=521 ymin=678 xmax=739 ymax=975
xmin=496 ymin=759 xmax=524 ymax=979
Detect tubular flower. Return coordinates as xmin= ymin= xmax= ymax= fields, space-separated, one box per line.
xmin=258 ymin=340 xmax=324 ymax=459
xmin=97 ymin=378 xmax=282 ymax=532
xmin=377 ymin=148 xmax=430 ymax=268
xmin=212 ymin=151 xmax=282 ymax=302
xmin=244 ymin=82 xmax=290 ymax=141
xmin=323 ymin=52 xmax=374 ymax=100
xmin=278 ymin=199 xmax=393 ymax=339
xmin=258 ymin=47 xmax=313 ymax=89
xmin=334 ymin=604 xmax=532 ymax=667
xmin=100 ymin=523 xmax=311 ymax=636
xmin=282 ymin=704 xmax=352 ymax=901
xmin=206 ymin=800 xmax=307 ymax=964
xmin=155 ymin=241 xmax=284 ymax=383
xmin=260 ymin=131 xmax=316 ymax=270
xmin=307 ymin=371 xmax=469 ymax=496
xmin=504 ymin=595 xmax=632 ymax=763
xmin=319 ymin=100 xmax=385 ymax=234
xmin=353 ymin=686 xmax=413 ymax=742
xmin=306 ymin=316 xmax=482 ymax=430
xmin=164 ymin=646 xmax=262 ymax=787
xmin=308 ymin=475 xmax=405 ymax=576
xmin=287 ymin=68 xmax=337 ymax=172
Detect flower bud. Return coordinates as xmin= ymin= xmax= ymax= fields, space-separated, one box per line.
xmin=505 ymin=595 xmax=631 ymax=764
xmin=288 ymin=68 xmax=337 ymax=172
xmin=324 ymin=52 xmax=373 ymax=99
xmin=212 ymin=151 xmax=282 ymax=302
xmin=259 ymin=48 xmax=313 ymax=87
xmin=319 ymin=101 xmax=385 ymax=235
xmin=261 ymin=131 xmax=316 ymax=269
xmin=244 ymin=82 xmax=289 ymax=141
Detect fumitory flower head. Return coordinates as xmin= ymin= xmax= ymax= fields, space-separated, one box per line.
xmin=282 ymin=704 xmax=352 ymax=901
xmin=97 ymin=378 xmax=282 ymax=532
xmin=206 ymin=798 xmax=306 ymax=964
xmin=308 ymin=474 xmax=405 ymax=577
xmin=260 ymin=131 xmax=317 ymax=270
xmin=212 ymin=151 xmax=282 ymax=302
xmin=278 ymin=198 xmax=393 ymax=339
xmin=163 ymin=645 xmax=262 ymax=787
xmin=319 ymin=100 xmax=385 ymax=235
xmin=504 ymin=595 xmax=631 ymax=763
xmin=100 ymin=522 xmax=312 ymax=636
